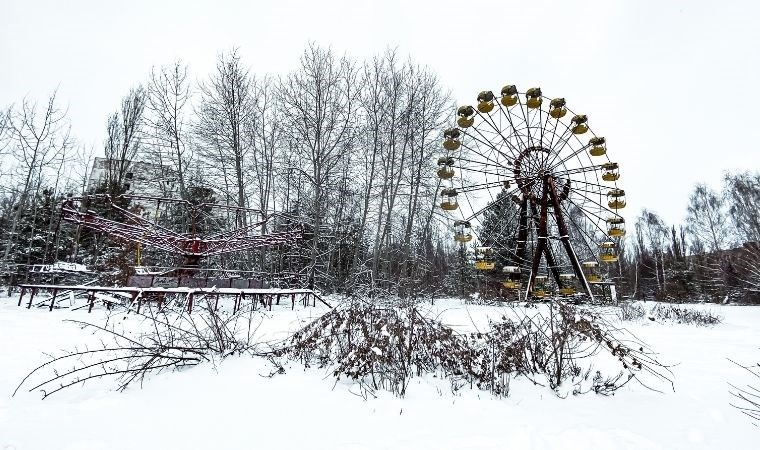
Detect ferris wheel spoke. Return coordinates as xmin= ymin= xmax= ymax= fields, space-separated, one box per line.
xmin=546 ymin=143 xmax=592 ymax=173
xmin=550 ymin=111 xmax=578 ymax=145
xmin=564 ymin=202 xmax=610 ymax=241
xmin=563 ymin=191 xmax=615 ymax=236
xmin=513 ymin=97 xmax=535 ymax=148
xmin=476 ymin=111 xmax=523 ymax=158
xmin=551 ymin=163 xmax=605 ymax=178
xmin=537 ymin=103 xmax=545 ymax=145
xmin=506 ymin=122 xmax=546 ymax=148
xmin=495 ymin=101 xmax=530 ymax=150
xmin=459 ymin=136 xmax=511 ymax=168
xmin=456 ymin=164 xmax=512 ymax=178
xmin=566 ymin=191 xmax=610 ymax=220
xmin=563 ymin=177 xmax=616 ymax=192
xmin=568 ymin=185 xmax=608 ymax=198
xmin=457 ymin=180 xmax=511 ymax=194
xmin=541 ymin=99 xmax=566 ymax=150
xmin=454 ymin=155 xmax=511 ymax=174
xmin=523 ymin=101 xmax=536 ymax=147
xmin=464 ymin=120 xmax=517 ymax=163
xmin=547 ymin=114 xmax=573 ymax=151
xmin=531 ymin=105 xmax=548 ymax=148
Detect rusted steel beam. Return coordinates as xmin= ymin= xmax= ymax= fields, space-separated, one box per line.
xmin=548 ymin=176 xmax=594 ymax=301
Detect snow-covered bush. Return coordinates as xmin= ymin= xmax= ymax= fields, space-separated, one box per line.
xmin=616 ymin=301 xmax=646 ymax=321
xmin=15 ymin=301 xmax=260 ymax=399
xmin=649 ymin=304 xmax=722 ymax=326
xmin=616 ymin=302 xmax=722 ymax=326
xmin=272 ymin=299 xmax=672 ymax=398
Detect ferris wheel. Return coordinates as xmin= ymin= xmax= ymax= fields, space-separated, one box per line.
xmin=438 ymin=85 xmax=626 ymax=300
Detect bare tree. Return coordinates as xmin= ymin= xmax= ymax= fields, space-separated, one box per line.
xmin=367 ymin=50 xmax=407 ymax=286
xmin=196 ymin=49 xmax=256 ymax=225
xmin=686 ymin=183 xmax=731 ymax=253
xmin=635 ymin=210 xmax=668 ymax=295
xmin=349 ymin=53 xmax=393 ymax=285
xmin=398 ymin=63 xmax=449 ymax=291
xmin=248 ymin=76 xmax=279 ymax=214
xmin=723 ymin=172 xmax=760 ymax=243
xmin=0 ymin=105 xmax=13 ymax=193
xmin=278 ymin=43 xmax=360 ymax=289
xmin=2 ymin=91 xmax=72 ymax=264
xmin=104 ymin=86 xmax=147 ymax=193
xmin=145 ymin=61 xmax=192 ymax=198
xmin=0 ymin=105 xmax=12 ymax=156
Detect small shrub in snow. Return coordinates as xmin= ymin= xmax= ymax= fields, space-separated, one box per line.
xmin=14 ymin=301 xmax=260 ymax=399
xmin=649 ymin=304 xmax=722 ymax=326
xmin=616 ymin=302 xmax=722 ymax=326
xmin=616 ymin=302 xmax=646 ymax=321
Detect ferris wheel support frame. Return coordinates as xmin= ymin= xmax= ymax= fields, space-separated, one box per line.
xmin=521 ymin=175 xmax=595 ymax=301
xmin=528 ymin=200 xmax=562 ymax=285
xmin=548 ymin=176 xmax=594 ymax=301
xmin=527 ymin=180 xmax=550 ymax=295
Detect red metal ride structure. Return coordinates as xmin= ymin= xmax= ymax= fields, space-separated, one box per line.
xmin=15 ymin=194 xmax=327 ymax=314
xmin=60 ymin=194 xmax=303 ymax=271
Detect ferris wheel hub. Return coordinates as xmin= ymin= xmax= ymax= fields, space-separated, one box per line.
xmin=513 ymin=146 xmax=569 ymax=202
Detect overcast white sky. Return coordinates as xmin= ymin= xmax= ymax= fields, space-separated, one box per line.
xmin=2 ymin=0 xmax=759 ymax=227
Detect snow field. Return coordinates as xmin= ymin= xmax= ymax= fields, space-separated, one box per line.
xmin=0 ymin=296 xmax=758 ymax=449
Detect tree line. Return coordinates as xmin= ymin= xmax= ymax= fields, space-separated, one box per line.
xmin=616 ymin=173 xmax=760 ymax=303
xmin=0 ymin=45 xmax=452 ymax=296
xmin=0 ymin=44 xmax=757 ymax=302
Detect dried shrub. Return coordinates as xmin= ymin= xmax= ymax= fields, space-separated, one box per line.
xmin=271 ymin=299 xmax=673 ymax=398
xmin=15 ymin=300 xmax=261 ymax=399
xmin=729 ymin=358 xmax=760 ymax=425
xmin=649 ymin=304 xmax=722 ymax=326
xmin=16 ymin=297 xmax=673 ymax=401
xmin=271 ymin=299 xmax=476 ymax=397
xmin=616 ymin=302 xmax=646 ymax=321
xmin=616 ymin=302 xmax=722 ymax=326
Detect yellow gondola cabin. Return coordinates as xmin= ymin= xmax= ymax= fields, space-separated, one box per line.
xmin=582 ymin=261 xmax=602 ymax=282
xmin=501 ymin=85 xmax=518 ymax=107
xmin=600 ymin=241 xmax=618 ymax=263
xmin=589 ymin=136 xmax=606 ymax=156
xmin=601 ymin=162 xmax=620 ymax=182
xmin=532 ymin=275 xmax=548 ymax=298
xmin=454 ymin=220 xmax=472 ymax=243
xmin=477 ymin=91 xmax=495 ymax=113
xmin=607 ymin=189 xmax=626 ymax=209
xmin=475 ymin=247 xmax=495 ymax=270
xmin=440 ymin=188 xmax=459 ymax=211
xmin=559 ymin=273 xmax=576 ymax=296
xmin=526 ymin=88 xmax=543 ymax=109
xmin=437 ymin=156 xmax=455 ymax=179
xmin=502 ymin=265 xmax=521 ymax=289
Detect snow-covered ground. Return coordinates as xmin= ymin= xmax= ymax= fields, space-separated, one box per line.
xmin=1 ymin=295 xmax=758 ymax=449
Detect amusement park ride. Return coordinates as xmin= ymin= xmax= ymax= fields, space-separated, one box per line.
xmin=16 ymin=82 xmax=623 ymax=309
xmin=438 ymin=85 xmax=625 ymax=301
xmin=17 ymin=194 xmax=329 ymax=312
